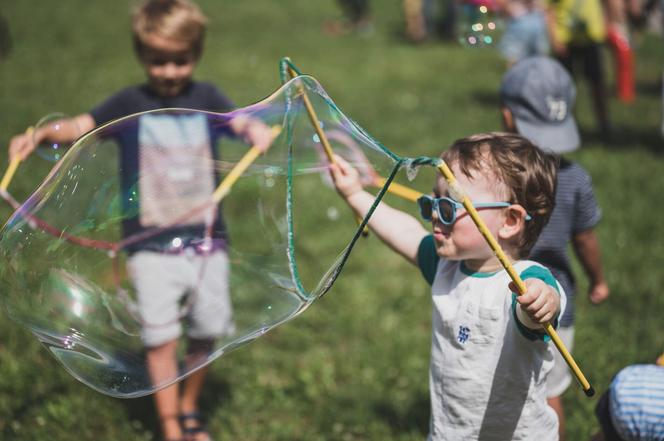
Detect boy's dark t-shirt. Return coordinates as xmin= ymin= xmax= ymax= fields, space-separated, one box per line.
xmin=90 ymin=82 xmax=235 ymax=251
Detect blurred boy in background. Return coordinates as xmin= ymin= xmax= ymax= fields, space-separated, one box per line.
xmin=8 ymin=1 xmax=272 ymax=440
xmin=500 ymin=55 xmax=609 ymax=441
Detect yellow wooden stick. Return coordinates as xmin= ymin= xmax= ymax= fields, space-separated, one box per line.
xmin=373 ymin=177 xmax=423 ymax=202
xmin=212 ymin=126 xmax=281 ymax=203
xmin=286 ymin=66 xmax=336 ymax=163
xmin=436 ymin=160 xmax=595 ymax=397
xmin=1 ymin=127 xmax=33 ymax=192
xmin=285 ymin=65 xmax=370 ymax=236
xmin=0 ymin=158 xmax=21 ymax=193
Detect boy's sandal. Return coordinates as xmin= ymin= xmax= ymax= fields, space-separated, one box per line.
xmin=160 ymin=414 xmax=185 ymax=441
xmin=179 ymin=412 xmax=212 ymax=441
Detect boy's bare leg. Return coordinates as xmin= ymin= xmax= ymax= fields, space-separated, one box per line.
xmin=180 ymin=366 xmax=209 ymax=414
xmin=179 ymin=339 xmax=214 ymax=440
xmin=181 ymin=338 xmax=213 ymax=412
xmin=547 ymin=396 xmax=566 ymax=441
xmin=147 ymin=340 xmax=182 ymax=440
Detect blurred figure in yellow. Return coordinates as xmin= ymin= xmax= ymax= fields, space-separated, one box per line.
xmin=546 ymin=0 xmax=612 ymax=137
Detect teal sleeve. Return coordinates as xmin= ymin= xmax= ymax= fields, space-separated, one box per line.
xmin=417 ymin=235 xmax=439 ymax=286
xmin=511 ymin=265 xmax=561 ymax=342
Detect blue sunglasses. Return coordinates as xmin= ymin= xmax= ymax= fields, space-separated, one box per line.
xmin=416 ymin=195 xmax=532 ymax=225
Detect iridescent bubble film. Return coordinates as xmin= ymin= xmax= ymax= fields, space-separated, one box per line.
xmin=0 ymin=74 xmax=403 ymax=397
xmin=458 ymin=1 xmax=501 ymax=48
xmin=34 ymin=113 xmax=80 ymax=162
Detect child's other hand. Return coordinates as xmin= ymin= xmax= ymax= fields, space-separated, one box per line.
xmin=328 ymin=154 xmax=363 ymax=199
xmin=231 ymin=115 xmax=276 ymax=153
xmin=588 ymin=280 xmax=609 ymax=304
xmin=245 ymin=120 xmax=277 ymax=153
xmin=8 ymin=131 xmax=36 ymax=162
xmin=510 ymin=279 xmax=560 ymax=327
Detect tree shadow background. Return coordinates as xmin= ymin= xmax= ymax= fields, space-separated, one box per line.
xmin=373 ymin=392 xmax=430 ymax=436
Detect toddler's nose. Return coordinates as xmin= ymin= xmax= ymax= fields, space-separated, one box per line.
xmin=162 ymin=62 xmax=179 ymax=78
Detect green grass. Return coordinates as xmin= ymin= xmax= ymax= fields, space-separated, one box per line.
xmin=1 ymin=1 xmax=664 ymax=440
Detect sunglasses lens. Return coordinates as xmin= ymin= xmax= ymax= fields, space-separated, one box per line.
xmin=438 ymin=199 xmax=455 ymax=224
xmin=417 ymin=197 xmax=433 ymax=220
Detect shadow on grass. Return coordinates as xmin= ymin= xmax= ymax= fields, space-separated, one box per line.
xmin=636 ymin=79 xmax=662 ymax=97
xmin=0 ymin=15 xmax=11 ymax=61
xmin=198 ymin=374 xmax=232 ymax=412
xmin=373 ymin=393 xmax=430 ymax=435
xmin=471 ymin=90 xmax=501 ymax=109
xmin=120 ymin=374 xmax=231 ymax=437
xmin=123 ymin=395 xmax=158 ymax=436
xmin=579 ymin=125 xmax=663 ymax=154
xmin=386 ymin=21 xmax=463 ymax=47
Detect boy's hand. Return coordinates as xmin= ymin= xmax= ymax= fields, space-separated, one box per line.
xmin=8 ymin=131 xmax=37 ymax=162
xmin=510 ymin=279 xmax=560 ymax=327
xmin=328 ymin=154 xmax=364 ymax=199
xmin=245 ymin=120 xmax=276 ymax=153
xmin=230 ymin=115 xmax=275 ymax=153
xmin=588 ymin=280 xmax=609 ymax=304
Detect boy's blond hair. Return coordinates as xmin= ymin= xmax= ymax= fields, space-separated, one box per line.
xmin=442 ymin=132 xmax=558 ymax=258
xmin=132 ymin=0 xmax=208 ymax=58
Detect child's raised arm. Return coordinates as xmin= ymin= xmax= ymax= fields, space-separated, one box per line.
xmin=329 ymin=155 xmax=428 ymax=265
xmin=8 ymin=113 xmax=94 ymax=161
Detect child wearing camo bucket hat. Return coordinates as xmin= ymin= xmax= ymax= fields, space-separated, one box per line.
xmin=500 ymin=55 xmax=610 ymax=441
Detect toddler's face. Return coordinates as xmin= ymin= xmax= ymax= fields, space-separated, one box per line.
xmin=138 ymin=33 xmax=197 ymax=98
xmin=430 ymin=163 xmax=507 ymax=266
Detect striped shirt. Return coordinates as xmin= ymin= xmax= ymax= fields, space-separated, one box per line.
xmin=529 ymin=158 xmax=601 ymax=327
xmin=610 ymin=364 xmax=664 ymax=440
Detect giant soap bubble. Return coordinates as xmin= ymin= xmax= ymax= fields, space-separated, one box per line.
xmin=0 ymin=59 xmax=414 ymax=397
xmin=33 ymin=113 xmax=81 ymax=162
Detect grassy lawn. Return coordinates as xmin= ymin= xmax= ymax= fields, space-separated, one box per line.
xmin=1 ymin=1 xmax=664 ymax=440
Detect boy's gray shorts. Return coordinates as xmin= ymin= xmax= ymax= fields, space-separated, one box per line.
xmin=546 ymin=326 xmax=574 ymax=398
xmin=127 ymin=249 xmax=235 ymax=347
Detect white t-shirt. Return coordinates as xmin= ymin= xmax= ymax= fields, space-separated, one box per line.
xmin=418 ymin=236 xmax=566 ymax=440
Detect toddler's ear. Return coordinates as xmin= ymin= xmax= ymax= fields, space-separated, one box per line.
xmin=498 ymin=205 xmax=528 ymax=240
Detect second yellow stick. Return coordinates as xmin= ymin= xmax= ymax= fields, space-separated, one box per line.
xmin=1 ymin=127 xmax=33 ymax=192
xmin=212 ymin=126 xmax=281 ymax=203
